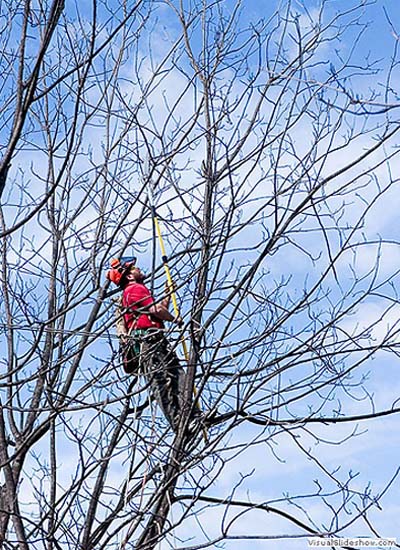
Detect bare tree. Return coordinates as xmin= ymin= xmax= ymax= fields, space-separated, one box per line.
xmin=1 ymin=0 xmax=400 ymax=549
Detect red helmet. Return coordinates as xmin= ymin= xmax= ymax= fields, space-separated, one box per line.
xmin=106 ymin=256 xmax=136 ymax=287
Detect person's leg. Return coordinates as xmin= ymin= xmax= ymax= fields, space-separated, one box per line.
xmin=121 ymin=341 xmax=139 ymax=374
xmin=142 ymin=335 xmax=182 ymax=431
xmin=164 ymin=340 xmax=187 ymax=419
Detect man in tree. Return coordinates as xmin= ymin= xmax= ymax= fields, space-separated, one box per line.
xmin=108 ymin=258 xmax=185 ymax=432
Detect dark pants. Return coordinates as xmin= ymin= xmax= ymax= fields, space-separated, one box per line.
xmin=122 ymin=332 xmax=185 ymax=431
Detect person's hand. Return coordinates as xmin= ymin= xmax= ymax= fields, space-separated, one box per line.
xmin=174 ymin=315 xmax=184 ymax=328
xmin=165 ymin=280 xmax=177 ymax=294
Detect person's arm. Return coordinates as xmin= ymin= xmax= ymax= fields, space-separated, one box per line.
xmin=149 ymin=302 xmax=174 ymax=322
xmin=149 ymin=284 xmax=180 ymax=323
xmin=115 ymin=296 xmax=128 ymax=341
xmin=161 ymin=281 xmax=171 ymax=309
